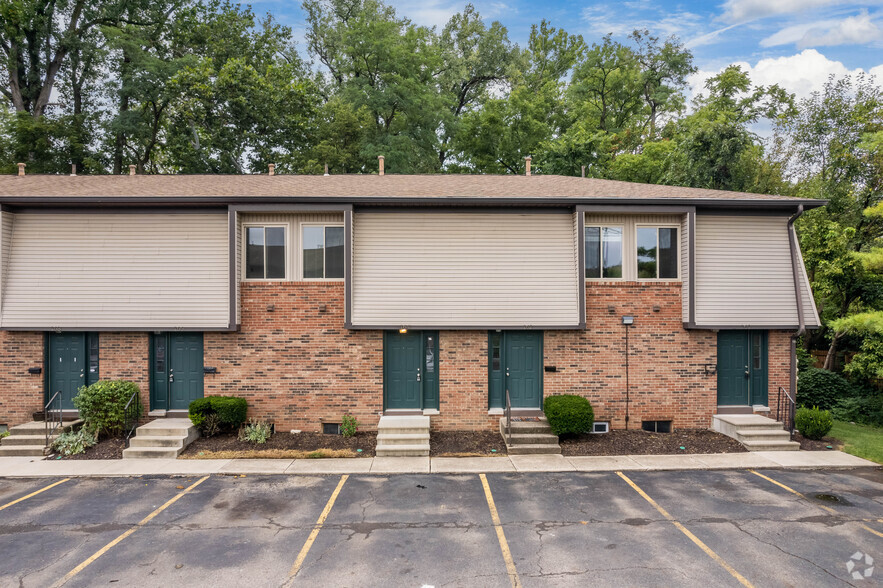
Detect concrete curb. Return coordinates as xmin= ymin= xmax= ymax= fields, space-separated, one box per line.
xmin=0 ymin=450 xmax=876 ymax=477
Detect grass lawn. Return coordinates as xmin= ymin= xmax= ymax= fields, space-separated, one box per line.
xmin=828 ymin=421 xmax=883 ymax=464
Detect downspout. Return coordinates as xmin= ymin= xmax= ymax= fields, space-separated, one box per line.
xmin=786 ymin=205 xmax=805 ymax=433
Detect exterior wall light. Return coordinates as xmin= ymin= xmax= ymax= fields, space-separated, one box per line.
xmin=399 ymin=328 xmax=408 ymax=334
xmin=622 ymin=315 xmax=634 ymax=326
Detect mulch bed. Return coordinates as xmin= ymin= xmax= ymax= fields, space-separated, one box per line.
xmin=794 ymin=432 xmax=842 ymax=451
xmin=560 ymin=429 xmax=748 ymax=456
xmin=56 ymin=437 xmax=126 ymax=460
xmin=180 ymin=431 xmax=377 ymax=458
xmin=430 ymin=431 xmax=507 ymax=457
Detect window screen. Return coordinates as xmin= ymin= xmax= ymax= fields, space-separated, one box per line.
xmin=638 ymin=227 xmax=678 ymax=279
xmin=303 ymin=225 xmax=345 ymax=279
xmin=246 ymin=226 xmax=286 ymax=279
xmin=585 ymin=226 xmax=622 ymax=278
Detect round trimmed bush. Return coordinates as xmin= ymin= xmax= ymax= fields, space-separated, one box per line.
xmin=795 ymin=406 xmax=834 ymax=440
xmin=797 ymin=368 xmax=857 ymax=411
xmin=543 ymin=394 xmax=594 ymax=436
xmin=73 ymin=380 xmax=141 ymax=436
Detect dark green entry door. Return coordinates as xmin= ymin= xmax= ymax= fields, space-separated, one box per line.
xmin=384 ymin=331 xmax=439 ymax=410
xmin=152 ymin=333 xmax=204 ymax=411
xmin=489 ymin=331 xmax=543 ymax=409
xmin=48 ymin=332 xmax=99 ymax=410
xmin=717 ymin=330 xmax=768 ymax=406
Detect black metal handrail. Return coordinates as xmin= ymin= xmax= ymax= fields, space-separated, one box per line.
xmin=776 ymin=385 xmax=796 ymax=437
xmin=505 ymin=388 xmax=512 ymax=447
xmin=123 ymin=389 xmax=140 ymax=446
xmin=44 ymin=391 xmax=62 ymax=450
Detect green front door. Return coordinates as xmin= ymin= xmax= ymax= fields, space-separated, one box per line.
xmin=489 ymin=331 xmax=543 ymax=409
xmin=384 ymin=331 xmax=439 ymax=410
xmin=152 ymin=333 xmax=204 ymax=411
xmin=717 ymin=330 xmax=768 ymax=406
xmin=48 ymin=332 xmax=99 ymax=410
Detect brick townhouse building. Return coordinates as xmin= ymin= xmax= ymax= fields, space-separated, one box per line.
xmin=0 ymin=169 xmax=822 ymax=433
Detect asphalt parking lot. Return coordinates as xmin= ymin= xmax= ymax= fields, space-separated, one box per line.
xmin=0 ymin=468 xmax=880 ymax=587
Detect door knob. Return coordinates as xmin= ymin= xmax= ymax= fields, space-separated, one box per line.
xmin=169 ymin=374 xmax=175 ymax=383
xmin=417 ymin=368 xmax=421 ymax=383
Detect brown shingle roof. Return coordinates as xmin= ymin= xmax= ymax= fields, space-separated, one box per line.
xmin=0 ymin=174 xmax=823 ymax=206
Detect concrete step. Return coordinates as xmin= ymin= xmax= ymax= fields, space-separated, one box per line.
xmin=122 ymin=446 xmax=180 ymax=459
xmin=0 ymin=445 xmax=47 ymax=457
xmin=506 ymin=433 xmax=559 ymax=445
xmin=742 ymin=440 xmax=800 ymax=451
xmin=499 ymin=419 xmax=552 ymax=435
xmin=736 ymin=429 xmax=794 ymax=442
xmin=507 ymin=443 xmax=562 ymax=455
xmin=375 ymin=444 xmax=430 ymax=457
xmin=0 ymin=434 xmax=58 ymax=446
xmin=128 ymin=435 xmax=186 ymax=449
xmin=136 ymin=426 xmax=193 ymax=437
xmin=375 ymin=432 xmax=430 ymax=446
xmin=6 ymin=420 xmax=82 ymax=436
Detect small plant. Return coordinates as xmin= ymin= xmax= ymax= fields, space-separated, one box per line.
xmin=0 ymin=430 xmax=9 ymax=439
xmin=73 ymin=380 xmax=141 ymax=437
xmin=340 ymin=414 xmax=359 ymax=438
xmin=543 ymin=395 xmax=594 ymax=436
xmin=795 ymin=406 xmax=834 ymax=440
xmin=188 ymin=396 xmax=248 ymax=435
xmin=239 ymin=419 xmax=272 ymax=444
xmin=52 ymin=427 xmax=97 ymax=456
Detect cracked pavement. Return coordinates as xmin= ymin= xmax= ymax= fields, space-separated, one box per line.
xmin=0 ymin=468 xmax=881 ymax=587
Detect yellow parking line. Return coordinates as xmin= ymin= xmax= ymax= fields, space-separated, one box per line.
xmin=479 ymin=473 xmax=521 ymax=588
xmin=51 ymin=476 xmax=209 ymax=588
xmin=289 ymin=474 xmax=348 ymax=578
xmin=616 ymin=471 xmax=754 ymax=588
xmin=0 ymin=478 xmax=71 ymax=512
xmin=748 ymin=470 xmax=883 ymax=538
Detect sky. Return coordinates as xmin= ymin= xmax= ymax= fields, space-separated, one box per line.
xmin=246 ymin=0 xmax=883 ymax=103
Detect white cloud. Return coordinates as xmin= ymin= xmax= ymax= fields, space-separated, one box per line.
xmin=688 ymin=49 xmax=880 ymax=106
xmin=389 ymin=0 xmax=509 ymax=29
xmin=760 ymin=10 xmax=883 ymax=47
xmin=718 ymin=0 xmax=855 ymax=24
xmin=581 ymin=3 xmax=704 ymax=39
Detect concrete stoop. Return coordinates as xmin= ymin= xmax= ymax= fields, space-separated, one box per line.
xmin=500 ymin=417 xmax=562 ymax=455
xmin=712 ymin=414 xmax=800 ymax=451
xmin=375 ymin=415 xmax=430 ymax=457
xmin=122 ymin=418 xmax=199 ymax=459
xmin=0 ymin=420 xmax=83 ymax=457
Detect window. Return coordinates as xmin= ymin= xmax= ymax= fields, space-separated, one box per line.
xmin=585 ymin=226 xmax=623 ymax=279
xmin=637 ymin=227 xmax=678 ymax=279
xmin=245 ymin=226 xmax=286 ymax=279
xmin=303 ymin=225 xmax=344 ymax=279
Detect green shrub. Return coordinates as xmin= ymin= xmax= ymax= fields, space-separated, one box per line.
xmin=797 ymin=368 xmax=857 ymax=411
xmin=73 ymin=380 xmax=141 ymax=436
xmin=795 ymin=406 xmax=834 ymax=440
xmin=340 ymin=415 xmax=359 ymax=438
xmin=52 ymin=428 xmax=97 ymax=456
xmin=0 ymin=430 xmax=8 ymax=439
xmin=189 ymin=396 xmax=248 ymax=435
xmin=832 ymin=393 xmax=883 ymax=427
xmin=239 ymin=419 xmax=272 ymax=444
xmin=543 ymin=395 xmax=594 ymax=436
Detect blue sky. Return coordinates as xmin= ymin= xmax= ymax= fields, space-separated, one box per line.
xmin=247 ymin=0 xmax=883 ymax=101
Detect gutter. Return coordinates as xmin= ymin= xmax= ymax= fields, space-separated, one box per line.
xmin=786 ymin=204 xmax=805 ymax=432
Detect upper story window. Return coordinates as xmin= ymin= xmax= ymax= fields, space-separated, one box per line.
xmin=637 ymin=226 xmax=678 ymax=279
xmin=245 ymin=225 xmax=286 ymax=280
xmin=585 ymin=226 xmax=623 ymax=279
xmin=303 ymin=225 xmax=344 ymax=279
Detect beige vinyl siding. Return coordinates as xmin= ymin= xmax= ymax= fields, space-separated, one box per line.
xmin=351 ymin=212 xmax=580 ymax=328
xmin=239 ymin=212 xmax=344 ymax=281
xmin=583 ymin=214 xmax=683 ymax=281
xmin=0 ymin=212 xmax=14 ymax=315
xmin=1 ymin=213 xmax=229 ymax=329
xmin=234 ymin=210 xmax=241 ymax=325
xmin=694 ymin=215 xmax=819 ymax=328
xmin=681 ymin=213 xmax=691 ymax=321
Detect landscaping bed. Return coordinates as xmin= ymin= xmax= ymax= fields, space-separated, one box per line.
xmin=559 ymin=429 xmax=747 ymax=456
xmin=430 ymin=431 xmax=507 ymax=457
xmin=179 ymin=431 xmax=377 ymax=459
xmin=56 ymin=436 xmax=126 ymax=460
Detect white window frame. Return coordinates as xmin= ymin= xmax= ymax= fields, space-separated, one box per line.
xmin=584 ymin=224 xmax=625 ymax=281
xmin=299 ymin=223 xmax=345 ymax=281
xmin=242 ymin=223 xmax=289 ymax=281
xmin=635 ymin=224 xmax=680 ymax=281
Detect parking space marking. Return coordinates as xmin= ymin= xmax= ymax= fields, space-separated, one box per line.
xmin=749 ymin=470 xmax=883 ymax=538
xmin=51 ymin=475 xmax=209 ymax=588
xmin=616 ymin=471 xmax=754 ymax=588
xmin=288 ymin=474 xmax=348 ymax=579
xmin=479 ymin=473 xmax=521 ymax=588
xmin=0 ymin=478 xmax=71 ymax=512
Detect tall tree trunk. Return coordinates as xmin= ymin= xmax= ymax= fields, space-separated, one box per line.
xmin=113 ymin=49 xmax=131 ymax=175
xmin=823 ymin=333 xmax=841 ymax=371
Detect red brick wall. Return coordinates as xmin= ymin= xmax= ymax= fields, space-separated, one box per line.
xmin=204 ymin=282 xmax=383 ymax=432
xmin=0 ymin=331 xmax=44 ymax=427
xmin=98 ymin=333 xmax=151 ymax=418
xmin=766 ymin=330 xmax=792 ymax=416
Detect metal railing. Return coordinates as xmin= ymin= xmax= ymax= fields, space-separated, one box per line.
xmin=123 ymin=389 xmax=140 ymax=446
xmin=44 ymin=391 xmax=63 ymax=450
xmin=505 ymin=388 xmax=512 ymax=446
xmin=776 ymin=385 xmax=796 ymax=437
